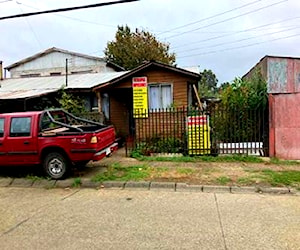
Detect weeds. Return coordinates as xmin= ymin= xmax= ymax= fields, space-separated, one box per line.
xmin=237 ymin=170 xmax=300 ymax=187
xmin=216 ymin=176 xmax=232 ymax=185
xmin=92 ymin=163 xmax=150 ymax=182
xmin=72 ymin=177 xmax=82 ymax=188
xmin=137 ymin=155 xmax=264 ymax=163
xmin=237 ymin=177 xmax=254 ymax=185
xmin=270 ymin=158 xmax=300 ymax=165
xmin=26 ymin=175 xmax=44 ymax=181
xmin=261 ymin=170 xmax=300 ymax=186
xmin=176 ymin=168 xmax=196 ymax=174
xmin=89 ymin=160 xmax=300 ymax=188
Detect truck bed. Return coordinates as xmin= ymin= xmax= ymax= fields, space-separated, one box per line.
xmin=40 ymin=124 xmax=109 ymax=136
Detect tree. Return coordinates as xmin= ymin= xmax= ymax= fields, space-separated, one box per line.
xmin=57 ymin=88 xmax=86 ymax=114
xmin=212 ymin=69 xmax=268 ymax=142
xmin=218 ymin=82 xmax=230 ymax=92
xmin=198 ymin=69 xmax=218 ymax=97
xmin=220 ymin=69 xmax=267 ymax=110
xmin=104 ymin=25 xmax=176 ymax=70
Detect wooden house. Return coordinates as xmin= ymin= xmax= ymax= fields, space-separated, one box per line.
xmin=93 ymin=61 xmax=200 ymax=137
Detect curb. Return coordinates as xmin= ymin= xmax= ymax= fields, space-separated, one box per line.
xmin=0 ymin=177 xmax=299 ymax=195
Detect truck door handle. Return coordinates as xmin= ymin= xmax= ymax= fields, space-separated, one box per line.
xmin=24 ymin=141 xmax=30 ymax=145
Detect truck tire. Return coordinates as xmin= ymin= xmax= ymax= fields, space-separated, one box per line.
xmin=43 ymin=152 xmax=69 ymax=180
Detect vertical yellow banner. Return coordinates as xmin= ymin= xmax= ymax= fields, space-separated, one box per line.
xmin=187 ymin=115 xmax=211 ymax=155
xmin=132 ymin=77 xmax=148 ymax=118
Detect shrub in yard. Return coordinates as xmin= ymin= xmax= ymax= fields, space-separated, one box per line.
xmin=212 ymin=69 xmax=268 ymax=143
xmin=133 ymin=136 xmax=185 ymax=156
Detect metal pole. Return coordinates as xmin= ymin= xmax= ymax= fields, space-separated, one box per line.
xmin=65 ymin=58 xmax=68 ymax=87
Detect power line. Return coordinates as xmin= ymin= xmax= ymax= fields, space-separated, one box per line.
xmin=0 ymin=0 xmax=12 ymax=3
xmin=177 ymin=32 xmax=300 ymax=59
xmin=164 ymin=0 xmax=288 ymax=40
xmin=158 ymin=0 xmax=263 ymax=36
xmin=16 ymin=2 xmax=117 ymax=28
xmin=15 ymin=1 xmax=43 ymax=49
xmin=0 ymin=0 xmax=139 ymax=20
xmin=171 ymin=15 xmax=300 ymax=50
xmin=177 ymin=26 xmax=300 ymax=54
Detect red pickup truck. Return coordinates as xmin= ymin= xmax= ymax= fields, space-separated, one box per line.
xmin=0 ymin=109 xmax=118 ymax=179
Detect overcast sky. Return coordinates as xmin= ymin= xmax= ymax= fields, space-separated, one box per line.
xmin=1 ymin=0 xmax=300 ymax=83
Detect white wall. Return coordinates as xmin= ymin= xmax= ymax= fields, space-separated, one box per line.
xmin=9 ymin=51 xmax=116 ymax=78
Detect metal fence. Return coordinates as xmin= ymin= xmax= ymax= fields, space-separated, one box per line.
xmin=131 ymin=106 xmax=269 ymax=156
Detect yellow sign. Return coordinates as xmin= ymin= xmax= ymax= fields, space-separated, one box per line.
xmin=132 ymin=77 xmax=148 ymax=118
xmin=187 ymin=115 xmax=211 ymax=155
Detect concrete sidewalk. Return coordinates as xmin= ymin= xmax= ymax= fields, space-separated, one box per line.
xmin=0 ymin=187 xmax=299 ymax=249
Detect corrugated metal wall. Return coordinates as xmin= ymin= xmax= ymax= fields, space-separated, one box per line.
xmin=268 ymin=57 xmax=300 ymax=159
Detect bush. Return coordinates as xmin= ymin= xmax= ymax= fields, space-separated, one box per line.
xmin=133 ymin=137 xmax=185 ymax=156
xmin=214 ymin=69 xmax=268 ymax=143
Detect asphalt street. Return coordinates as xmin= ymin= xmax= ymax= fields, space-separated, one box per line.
xmin=0 ymin=187 xmax=299 ymax=250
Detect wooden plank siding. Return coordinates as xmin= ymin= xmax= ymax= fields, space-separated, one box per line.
xmin=110 ymin=68 xmax=193 ymax=107
xmin=109 ymin=89 xmax=131 ymax=136
xmin=101 ymin=67 xmax=199 ymax=137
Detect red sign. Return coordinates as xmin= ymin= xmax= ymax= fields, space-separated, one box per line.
xmin=187 ymin=116 xmax=207 ymax=126
xmin=132 ymin=77 xmax=147 ymax=88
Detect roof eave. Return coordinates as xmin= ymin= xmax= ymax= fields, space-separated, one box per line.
xmin=93 ymin=61 xmax=200 ymax=91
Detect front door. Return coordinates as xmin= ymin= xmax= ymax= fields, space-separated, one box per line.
xmin=8 ymin=116 xmax=39 ymax=164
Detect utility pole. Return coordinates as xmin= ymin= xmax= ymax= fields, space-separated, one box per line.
xmin=65 ymin=58 xmax=68 ymax=87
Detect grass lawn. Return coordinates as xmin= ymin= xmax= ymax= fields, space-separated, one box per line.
xmin=90 ymin=155 xmax=300 ymax=190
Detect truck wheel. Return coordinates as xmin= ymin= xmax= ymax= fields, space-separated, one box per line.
xmin=43 ymin=152 xmax=69 ymax=180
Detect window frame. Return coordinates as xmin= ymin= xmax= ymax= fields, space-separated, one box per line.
xmin=10 ymin=117 xmax=32 ymax=137
xmin=148 ymin=83 xmax=173 ymax=110
xmin=0 ymin=118 xmax=4 ymax=137
xmin=20 ymin=73 xmax=41 ymax=78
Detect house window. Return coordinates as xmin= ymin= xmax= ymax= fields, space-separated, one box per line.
xmin=101 ymin=93 xmax=110 ymax=119
xmin=50 ymin=72 xmax=61 ymax=76
xmin=91 ymin=94 xmax=99 ymax=111
xmin=149 ymin=84 xmax=172 ymax=109
xmin=20 ymin=73 xmax=41 ymax=78
xmin=71 ymin=70 xmax=93 ymax=74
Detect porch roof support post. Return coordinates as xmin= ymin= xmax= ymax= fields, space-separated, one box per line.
xmin=96 ymin=91 xmax=102 ymax=113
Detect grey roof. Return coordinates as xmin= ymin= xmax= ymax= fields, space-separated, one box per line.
xmin=94 ymin=61 xmax=200 ymax=90
xmin=0 ymin=71 xmax=128 ymax=100
xmin=182 ymin=66 xmax=199 ymax=74
xmin=0 ymin=61 xmax=200 ymax=100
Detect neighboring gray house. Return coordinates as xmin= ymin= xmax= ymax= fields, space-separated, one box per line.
xmin=4 ymin=47 xmax=123 ymax=78
xmin=0 ymin=47 xmax=126 ymax=116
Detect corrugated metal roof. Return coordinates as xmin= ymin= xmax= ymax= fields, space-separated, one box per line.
xmin=0 ymin=63 xmax=200 ymax=100
xmin=0 ymin=71 xmax=128 ymax=99
xmin=0 ymin=89 xmax=58 ymax=99
xmin=182 ymin=66 xmax=200 ymax=74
